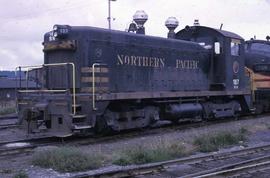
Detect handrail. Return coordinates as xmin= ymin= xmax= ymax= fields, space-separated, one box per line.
xmin=15 ymin=62 xmax=77 ymax=115
xmin=92 ymin=63 xmax=98 ymax=110
xmin=92 ymin=63 xmax=106 ymax=110
xmin=17 ymin=90 xmax=68 ymax=93
xmin=245 ymin=67 xmax=255 ymax=101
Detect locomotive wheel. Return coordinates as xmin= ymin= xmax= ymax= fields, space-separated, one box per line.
xmin=255 ymin=103 xmax=264 ymax=115
xmin=171 ymin=118 xmax=180 ymax=124
xmin=95 ymin=116 xmax=113 ymax=135
xmin=22 ymin=108 xmax=33 ymax=134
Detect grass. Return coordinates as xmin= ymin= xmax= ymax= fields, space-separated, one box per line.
xmin=13 ymin=170 xmax=28 ymax=178
xmin=0 ymin=107 xmax=16 ymax=115
xmin=0 ymin=101 xmax=16 ymax=115
xmin=32 ymin=147 xmax=103 ymax=172
xmin=266 ymin=123 xmax=270 ymax=130
xmin=113 ymin=142 xmax=187 ymax=166
xmin=31 ymin=128 xmax=251 ymax=171
xmin=0 ymin=169 xmax=12 ymax=174
xmin=193 ymin=128 xmax=248 ymax=152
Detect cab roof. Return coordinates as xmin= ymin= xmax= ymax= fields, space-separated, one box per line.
xmin=176 ymin=26 xmax=244 ymax=40
xmin=245 ymin=39 xmax=270 ymax=44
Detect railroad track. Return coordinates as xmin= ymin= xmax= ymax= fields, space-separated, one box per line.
xmin=0 ymin=123 xmax=19 ymax=130
xmin=0 ymin=115 xmax=19 ymax=130
xmin=0 ymin=115 xmax=17 ymax=120
xmin=0 ymin=114 xmax=269 ymax=177
xmin=188 ymin=156 xmax=270 ymax=178
xmin=0 ymin=112 xmax=268 ymax=142
xmin=0 ymin=113 xmax=268 ymax=159
xmin=71 ymin=143 xmax=270 ymax=178
xmin=0 ymin=144 xmax=36 ymax=157
xmin=73 ymin=113 xmax=270 ymax=147
xmin=0 ymin=119 xmax=218 ymax=159
xmin=0 ymin=136 xmax=65 ymax=158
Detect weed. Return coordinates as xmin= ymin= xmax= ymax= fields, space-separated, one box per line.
xmin=32 ymin=147 xmax=103 ymax=172
xmin=13 ymin=170 xmax=28 ymax=178
xmin=265 ymin=123 xmax=270 ymax=130
xmin=113 ymin=142 xmax=186 ymax=166
xmin=0 ymin=169 xmax=12 ymax=174
xmin=193 ymin=129 xmax=248 ymax=152
xmin=0 ymin=107 xmax=16 ymax=115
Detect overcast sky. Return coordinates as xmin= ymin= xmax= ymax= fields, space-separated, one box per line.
xmin=0 ymin=0 xmax=270 ymax=70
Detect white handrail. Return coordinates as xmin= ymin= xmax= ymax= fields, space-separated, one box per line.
xmin=92 ymin=63 xmax=107 ymax=110
xmin=16 ymin=62 xmax=77 ymax=115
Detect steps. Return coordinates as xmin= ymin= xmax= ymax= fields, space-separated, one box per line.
xmin=72 ymin=104 xmax=82 ymax=113
xmin=72 ymin=123 xmax=92 ymax=130
xmin=250 ymin=108 xmax=256 ymax=113
xmin=70 ymin=102 xmax=93 ymax=134
xmin=70 ymin=113 xmax=92 ymax=133
xmin=37 ymin=120 xmax=48 ymax=130
xmin=70 ymin=114 xmax=87 ymax=123
xmin=72 ymin=122 xmax=93 ymax=134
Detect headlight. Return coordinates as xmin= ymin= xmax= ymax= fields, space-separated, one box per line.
xmin=53 ymin=31 xmax=58 ymax=38
xmin=53 ymin=25 xmax=69 ymax=39
xmin=53 ymin=25 xmax=58 ymax=31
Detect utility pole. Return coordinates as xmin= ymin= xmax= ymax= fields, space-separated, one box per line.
xmin=108 ymin=0 xmax=116 ymax=29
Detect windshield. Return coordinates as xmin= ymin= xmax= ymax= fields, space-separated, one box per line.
xmin=250 ymin=43 xmax=270 ymax=53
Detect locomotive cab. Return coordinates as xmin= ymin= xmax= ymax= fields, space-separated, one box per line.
xmin=245 ymin=40 xmax=270 ymax=72
xmin=176 ymin=26 xmax=246 ymax=91
xmin=245 ymin=39 xmax=270 ymax=113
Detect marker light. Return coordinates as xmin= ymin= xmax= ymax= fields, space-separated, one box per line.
xmin=53 ymin=25 xmax=70 ymax=39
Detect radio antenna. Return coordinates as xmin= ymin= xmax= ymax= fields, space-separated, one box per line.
xmin=219 ymin=23 xmax=223 ymax=30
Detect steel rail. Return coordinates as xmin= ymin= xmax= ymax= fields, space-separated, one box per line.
xmin=73 ymin=143 xmax=270 ymax=178
xmin=191 ymin=158 xmax=270 ymax=178
xmin=0 ymin=124 xmax=18 ymax=130
xmin=0 ymin=136 xmax=62 ymax=158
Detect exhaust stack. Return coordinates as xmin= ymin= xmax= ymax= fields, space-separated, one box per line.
xmin=194 ymin=19 xmax=200 ymax=26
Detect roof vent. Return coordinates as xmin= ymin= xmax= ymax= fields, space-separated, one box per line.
xmin=165 ymin=17 xmax=179 ymax=39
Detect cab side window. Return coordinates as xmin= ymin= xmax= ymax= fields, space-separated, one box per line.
xmin=231 ymin=39 xmax=240 ymax=56
xmin=214 ymin=42 xmax=221 ymax=54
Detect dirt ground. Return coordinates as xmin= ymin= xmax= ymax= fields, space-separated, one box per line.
xmin=1 ymin=115 xmax=270 ymax=178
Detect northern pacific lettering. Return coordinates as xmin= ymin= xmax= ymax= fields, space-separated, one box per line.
xmin=117 ymin=55 xmax=165 ymax=68
xmin=117 ymin=54 xmax=199 ymax=70
xmin=176 ymin=59 xmax=199 ymax=69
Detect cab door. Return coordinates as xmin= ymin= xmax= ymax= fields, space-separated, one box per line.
xmin=209 ymin=39 xmax=228 ymax=91
xmin=230 ymin=38 xmax=243 ymax=90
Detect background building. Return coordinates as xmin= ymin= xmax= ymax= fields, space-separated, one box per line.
xmin=0 ymin=71 xmax=37 ymax=101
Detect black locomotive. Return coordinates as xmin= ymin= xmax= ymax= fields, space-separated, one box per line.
xmin=245 ymin=39 xmax=270 ymax=113
xmin=17 ymin=13 xmax=252 ymax=136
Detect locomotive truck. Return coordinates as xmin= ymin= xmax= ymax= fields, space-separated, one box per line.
xmin=17 ymin=11 xmax=252 ymax=136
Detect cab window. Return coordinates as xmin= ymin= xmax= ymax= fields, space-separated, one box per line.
xmin=214 ymin=42 xmax=221 ymax=54
xmin=231 ymin=39 xmax=240 ymax=56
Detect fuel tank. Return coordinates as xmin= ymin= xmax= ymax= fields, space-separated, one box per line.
xmin=165 ymin=103 xmax=203 ymax=120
